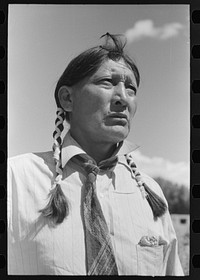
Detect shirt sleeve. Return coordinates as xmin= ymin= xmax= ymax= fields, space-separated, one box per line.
xmin=8 ymin=159 xmax=18 ymax=274
xmin=153 ymin=179 xmax=184 ymax=276
xmin=161 ymin=210 xmax=184 ymax=276
xmin=8 ymin=158 xmax=26 ymax=274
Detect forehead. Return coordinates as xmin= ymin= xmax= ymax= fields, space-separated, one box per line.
xmin=93 ymin=59 xmax=136 ymax=81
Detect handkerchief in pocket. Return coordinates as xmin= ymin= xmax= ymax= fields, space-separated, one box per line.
xmin=138 ymin=235 xmax=168 ymax=247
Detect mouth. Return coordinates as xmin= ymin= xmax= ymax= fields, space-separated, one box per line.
xmin=108 ymin=113 xmax=128 ymax=120
xmin=106 ymin=113 xmax=128 ymax=126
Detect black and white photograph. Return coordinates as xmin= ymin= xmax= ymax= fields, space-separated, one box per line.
xmin=8 ymin=4 xmax=189 ymax=275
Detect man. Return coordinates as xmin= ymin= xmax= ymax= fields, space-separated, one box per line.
xmin=8 ymin=33 xmax=184 ymax=275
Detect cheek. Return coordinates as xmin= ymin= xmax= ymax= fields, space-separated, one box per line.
xmin=83 ymin=91 xmax=110 ymax=115
xmin=73 ymin=94 xmax=108 ymax=119
xmin=129 ymin=98 xmax=137 ymax=118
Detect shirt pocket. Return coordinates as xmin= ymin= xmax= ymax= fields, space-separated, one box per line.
xmin=136 ymin=245 xmax=164 ymax=276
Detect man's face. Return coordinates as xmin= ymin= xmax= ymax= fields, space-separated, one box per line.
xmin=69 ymin=58 xmax=138 ymax=145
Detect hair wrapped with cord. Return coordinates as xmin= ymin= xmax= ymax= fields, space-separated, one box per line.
xmin=125 ymin=154 xmax=167 ymax=220
xmin=39 ymin=108 xmax=69 ymax=224
xmin=99 ymin=32 xmax=127 ymax=58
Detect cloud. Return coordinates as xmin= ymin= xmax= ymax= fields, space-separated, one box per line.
xmin=125 ymin=20 xmax=183 ymax=43
xmin=131 ymin=150 xmax=189 ymax=187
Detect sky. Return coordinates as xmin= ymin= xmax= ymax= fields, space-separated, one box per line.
xmin=8 ymin=4 xmax=190 ymax=187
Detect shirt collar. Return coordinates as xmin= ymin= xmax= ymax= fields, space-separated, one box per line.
xmin=61 ymin=131 xmax=139 ymax=168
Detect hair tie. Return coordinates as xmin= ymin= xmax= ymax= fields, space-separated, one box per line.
xmin=52 ymin=174 xmax=63 ymax=190
xmin=99 ymin=32 xmax=127 ymax=55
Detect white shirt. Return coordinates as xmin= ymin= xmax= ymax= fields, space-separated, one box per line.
xmin=8 ymin=133 xmax=184 ymax=275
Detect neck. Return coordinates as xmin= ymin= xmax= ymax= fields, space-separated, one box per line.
xmin=70 ymin=130 xmax=118 ymax=164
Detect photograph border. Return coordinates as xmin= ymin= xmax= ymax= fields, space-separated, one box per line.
xmin=1 ymin=0 xmax=200 ymax=278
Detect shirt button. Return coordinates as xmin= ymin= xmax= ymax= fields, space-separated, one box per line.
xmin=99 ymin=193 xmax=104 ymax=198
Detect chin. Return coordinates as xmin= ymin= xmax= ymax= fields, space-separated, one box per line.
xmin=105 ymin=126 xmax=129 ymax=143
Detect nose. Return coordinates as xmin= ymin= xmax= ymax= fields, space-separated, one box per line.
xmin=112 ymin=82 xmax=128 ymax=107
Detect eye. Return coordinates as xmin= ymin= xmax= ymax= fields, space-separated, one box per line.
xmin=100 ymin=78 xmax=113 ymax=84
xmin=126 ymin=84 xmax=137 ymax=95
xmin=97 ymin=78 xmax=113 ymax=87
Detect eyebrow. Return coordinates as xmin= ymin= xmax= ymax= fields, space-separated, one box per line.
xmin=93 ymin=71 xmax=137 ymax=85
xmin=112 ymin=72 xmax=137 ymax=87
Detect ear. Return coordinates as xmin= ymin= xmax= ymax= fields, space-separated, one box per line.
xmin=57 ymin=86 xmax=73 ymax=112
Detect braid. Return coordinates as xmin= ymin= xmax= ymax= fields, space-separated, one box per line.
xmin=125 ymin=154 xmax=167 ymax=220
xmin=39 ymin=108 xmax=69 ymax=225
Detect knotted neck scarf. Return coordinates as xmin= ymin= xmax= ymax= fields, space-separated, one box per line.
xmin=70 ymin=153 xmax=119 ymax=275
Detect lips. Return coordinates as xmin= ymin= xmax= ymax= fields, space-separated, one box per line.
xmin=108 ymin=113 xmax=128 ymax=120
xmin=106 ymin=113 xmax=128 ymax=126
